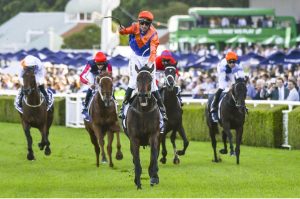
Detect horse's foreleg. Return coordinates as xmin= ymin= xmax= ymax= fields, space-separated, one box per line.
xmin=224 ymin=126 xmax=235 ymax=156
xmin=209 ymin=126 xmax=220 ymax=162
xmin=22 ymin=123 xmax=34 ymax=160
xmin=115 ymin=131 xmax=123 ymax=160
xmin=149 ymin=135 xmax=159 ymax=186
xmin=88 ymin=130 xmax=100 ymax=167
xmin=107 ymin=131 xmax=114 ymax=167
xmin=235 ymin=127 xmax=244 ymax=164
xmin=177 ymin=125 xmax=189 ymax=156
xmin=130 ymin=140 xmax=142 ymax=189
xmin=170 ymin=130 xmax=179 ymax=164
xmin=159 ymin=132 xmax=167 ymax=164
xmin=219 ymin=130 xmax=228 ymax=154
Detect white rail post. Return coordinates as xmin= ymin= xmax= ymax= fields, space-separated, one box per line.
xmin=281 ymin=110 xmax=292 ymax=149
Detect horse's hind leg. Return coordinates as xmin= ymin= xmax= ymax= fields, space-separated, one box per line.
xmin=107 ymin=131 xmax=114 ymax=167
xmin=115 ymin=131 xmax=123 ymax=160
xmin=209 ymin=124 xmax=220 ymax=162
xmin=159 ymin=132 xmax=167 ymax=164
xmin=235 ymin=127 xmax=244 ymax=164
xmin=22 ymin=122 xmax=35 ymax=160
xmin=219 ymin=130 xmax=228 ymax=154
xmin=177 ymin=125 xmax=189 ymax=156
xmin=98 ymin=133 xmax=107 ymax=163
xmin=149 ymin=135 xmax=159 ymax=186
xmin=88 ymin=129 xmax=100 ymax=167
xmin=223 ymin=125 xmax=235 ymax=156
xmin=170 ymin=130 xmax=180 ymax=164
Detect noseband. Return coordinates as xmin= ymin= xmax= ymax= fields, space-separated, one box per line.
xmin=164 ymin=66 xmax=176 ymax=87
xmin=231 ymin=82 xmax=246 ymax=108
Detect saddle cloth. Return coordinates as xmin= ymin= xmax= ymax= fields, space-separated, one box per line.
xmin=14 ymin=89 xmax=54 ymax=114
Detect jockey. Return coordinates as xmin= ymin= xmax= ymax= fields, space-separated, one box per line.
xmin=17 ymin=55 xmax=49 ymax=107
xmin=80 ymin=51 xmax=112 ymax=120
xmin=210 ymin=51 xmax=245 ymax=122
xmin=155 ymin=50 xmax=183 ymax=106
xmin=118 ymin=10 xmax=168 ymax=127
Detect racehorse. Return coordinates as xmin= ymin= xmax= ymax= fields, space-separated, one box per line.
xmin=84 ymin=71 xmax=123 ymax=168
xmin=126 ymin=65 xmax=160 ymax=189
xmin=159 ymin=65 xmax=189 ymax=164
xmin=205 ymin=78 xmax=247 ymax=164
xmin=19 ymin=66 xmax=54 ymax=160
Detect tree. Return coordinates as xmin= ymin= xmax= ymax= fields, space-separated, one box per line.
xmin=62 ymin=25 xmax=100 ymax=49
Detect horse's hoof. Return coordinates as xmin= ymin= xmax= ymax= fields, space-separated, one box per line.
xmin=230 ymin=151 xmax=236 ymax=156
xmin=160 ymin=157 xmax=166 ymax=164
xmin=116 ymin=152 xmax=123 ymax=160
xmin=44 ymin=148 xmax=51 ymax=156
xmin=150 ymin=177 xmax=159 ymax=186
xmin=38 ymin=143 xmax=45 ymax=150
xmin=27 ymin=153 xmax=35 ymax=161
xmin=102 ymin=159 xmax=107 ymax=163
xmin=109 ymin=163 xmax=114 ymax=168
xmin=219 ymin=149 xmax=228 ymax=154
xmin=137 ymin=185 xmax=142 ymax=190
xmin=177 ymin=150 xmax=185 ymax=156
xmin=212 ymin=158 xmax=222 ymax=163
xmin=173 ymin=158 xmax=180 ymax=164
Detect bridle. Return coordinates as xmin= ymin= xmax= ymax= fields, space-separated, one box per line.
xmin=97 ymin=76 xmax=113 ymax=102
xmin=164 ymin=66 xmax=176 ymax=87
xmin=137 ymin=70 xmax=152 ymax=99
xmin=231 ymin=81 xmax=246 ymax=108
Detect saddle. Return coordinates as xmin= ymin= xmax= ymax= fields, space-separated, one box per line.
xmin=208 ymin=91 xmax=227 ymax=122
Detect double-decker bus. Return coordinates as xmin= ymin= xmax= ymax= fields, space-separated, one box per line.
xmin=168 ymin=7 xmax=297 ymax=51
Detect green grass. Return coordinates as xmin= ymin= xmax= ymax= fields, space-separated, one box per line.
xmin=0 ymin=122 xmax=300 ymax=198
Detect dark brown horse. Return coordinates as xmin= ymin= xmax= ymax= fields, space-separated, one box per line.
xmin=19 ymin=66 xmax=54 ymax=160
xmin=126 ymin=65 xmax=160 ymax=189
xmin=205 ymin=78 xmax=247 ymax=164
xmin=84 ymin=72 xmax=123 ymax=167
xmin=160 ymin=66 xmax=189 ymax=165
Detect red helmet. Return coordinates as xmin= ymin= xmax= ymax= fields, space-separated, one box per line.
xmin=138 ymin=11 xmax=154 ymax=21
xmin=94 ymin=51 xmax=107 ymax=62
xmin=225 ymin=51 xmax=238 ymax=61
xmin=161 ymin=50 xmax=173 ymax=60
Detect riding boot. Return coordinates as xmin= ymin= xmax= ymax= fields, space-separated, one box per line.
xmin=17 ymin=87 xmax=24 ymax=107
xmin=38 ymin=85 xmax=49 ymax=105
xmin=210 ymin=88 xmax=223 ymax=122
xmin=82 ymin=88 xmax=93 ymax=118
xmin=152 ymin=90 xmax=168 ymax=122
xmin=119 ymin=87 xmax=134 ymax=119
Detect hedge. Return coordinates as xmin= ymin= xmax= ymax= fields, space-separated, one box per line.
xmin=0 ymin=97 xmax=296 ymax=148
xmin=288 ymin=106 xmax=300 ymax=149
xmin=0 ymin=96 xmax=65 ymax=126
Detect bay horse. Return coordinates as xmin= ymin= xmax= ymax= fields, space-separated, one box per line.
xmin=160 ymin=65 xmax=189 ymax=165
xmin=205 ymin=78 xmax=247 ymax=164
xmin=126 ymin=65 xmax=160 ymax=189
xmin=19 ymin=66 xmax=54 ymax=160
xmin=84 ymin=71 xmax=123 ymax=168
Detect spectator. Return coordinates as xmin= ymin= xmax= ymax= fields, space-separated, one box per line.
xmin=286 ymin=79 xmax=299 ymax=101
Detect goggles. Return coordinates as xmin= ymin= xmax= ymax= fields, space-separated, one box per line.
xmin=228 ymin=60 xmax=236 ymax=64
xmin=139 ymin=19 xmax=151 ymax=26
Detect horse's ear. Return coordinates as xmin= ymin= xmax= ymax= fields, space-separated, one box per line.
xmin=96 ymin=76 xmax=100 ymax=84
xmin=149 ymin=64 xmax=154 ymax=73
xmin=236 ymin=77 xmax=245 ymax=83
xmin=135 ymin=65 xmax=139 ymax=72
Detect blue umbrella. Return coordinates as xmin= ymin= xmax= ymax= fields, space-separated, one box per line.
xmin=260 ymin=51 xmax=285 ymax=65
xmin=108 ymin=54 xmax=129 ymax=68
xmin=176 ymin=53 xmax=201 ymax=68
xmin=239 ymin=52 xmax=265 ymax=62
xmin=284 ymin=49 xmax=300 ymax=64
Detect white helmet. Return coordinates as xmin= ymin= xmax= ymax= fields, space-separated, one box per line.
xmin=21 ymin=55 xmax=41 ymax=67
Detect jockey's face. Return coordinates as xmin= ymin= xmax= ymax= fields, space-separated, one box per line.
xmin=227 ymin=59 xmax=236 ymax=68
xmin=96 ymin=62 xmax=105 ymax=70
xmin=139 ymin=18 xmax=151 ymax=33
xmin=162 ymin=58 xmax=170 ymax=66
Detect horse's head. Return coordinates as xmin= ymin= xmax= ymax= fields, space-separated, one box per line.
xmin=135 ymin=64 xmax=154 ymax=107
xmin=164 ymin=66 xmax=176 ymax=91
xmin=96 ymin=72 xmax=113 ymax=107
xmin=231 ymin=78 xmax=247 ymax=112
xmin=22 ymin=66 xmax=37 ymax=95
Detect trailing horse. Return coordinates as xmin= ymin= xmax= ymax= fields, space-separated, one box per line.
xmin=205 ymin=78 xmax=247 ymax=164
xmin=17 ymin=66 xmax=54 ymax=160
xmin=84 ymin=72 xmax=123 ymax=168
xmin=125 ymin=65 xmax=160 ymax=189
xmin=160 ymin=65 xmax=189 ymax=164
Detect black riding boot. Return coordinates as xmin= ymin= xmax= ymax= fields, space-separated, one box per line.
xmin=119 ymin=87 xmax=134 ymax=119
xmin=38 ymin=85 xmax=49 ymax=105
xmin=210 ymin=88 xmax=223 ymax=122
xmin=18 ymin=87 xmax=24 ymax=107
xmin=152 ymin=90 xmax=168 ymax=122
xmin=82 ymin=88 xmax=93 ymax=114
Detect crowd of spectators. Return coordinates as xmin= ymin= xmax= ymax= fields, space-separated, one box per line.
xmin=1 ymin=44 xmax=300 ymax=102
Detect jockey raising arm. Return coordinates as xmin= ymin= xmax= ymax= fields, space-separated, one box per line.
xmin=118 ymin=10 xmax=168 ymax=131
xmin=17 ymin=55 xmax=49 ymax=107
xmin=210 ymin=51 xmax=245 ymax=122
xmin=80 ymin=51 xmax=112 ymax=120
